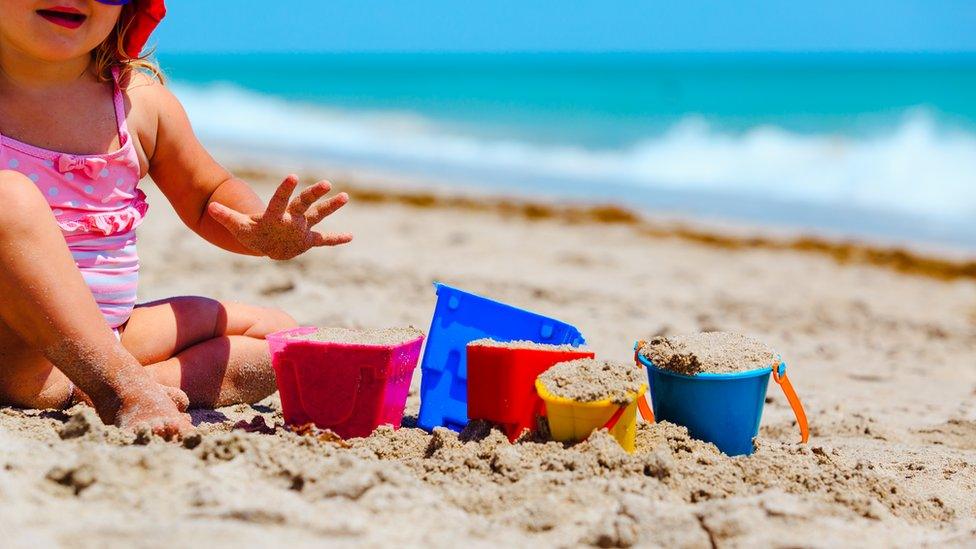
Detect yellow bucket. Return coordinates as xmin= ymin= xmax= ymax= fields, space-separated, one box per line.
xmin=535 ymin=380 xmax=648 ymax=453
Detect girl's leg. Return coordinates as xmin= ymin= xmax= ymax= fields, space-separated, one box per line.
xmin=0 ymin=321 xmax=74 ymax=410
xmin=119 ymin=297 xmax=297 ymax=407
xmin=0 ymin=171 xmax=190 ymax=436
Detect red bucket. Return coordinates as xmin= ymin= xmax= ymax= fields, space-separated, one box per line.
xmin=267 ymin=327 xmax=424 ymax=438
xmin=466 ymin=341 xmax=593 ymax=441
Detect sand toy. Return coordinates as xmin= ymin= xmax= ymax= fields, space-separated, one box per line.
xmin=417 ymin=283 xmax=586 ymax=431
xmin=267 ymin=327 xmax=424 ymax=438
xmin=535 ymin=359 xmax=648 ymax=452
xmin=636 ymin=335 xmax=809 ymax=456
xmin=466 ymin=339 xmax=594 ymax=441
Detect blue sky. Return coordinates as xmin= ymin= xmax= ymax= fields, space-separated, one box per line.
xmin=154 ymin=0 xmax=976 ymax=53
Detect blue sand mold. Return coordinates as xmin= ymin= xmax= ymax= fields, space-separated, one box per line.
xmin=417 ymin=282 xmax=586 ymax=432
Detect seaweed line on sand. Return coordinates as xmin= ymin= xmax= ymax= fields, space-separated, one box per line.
xmin=279 ymin=177 xmax=976 ymax=282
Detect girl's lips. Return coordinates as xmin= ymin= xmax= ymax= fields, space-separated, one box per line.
xmin=36 ymin=8 xmax=88 ymax=30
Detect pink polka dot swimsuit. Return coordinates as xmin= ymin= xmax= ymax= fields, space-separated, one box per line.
xmin=0 ymin=68 xmax=147 ymax=328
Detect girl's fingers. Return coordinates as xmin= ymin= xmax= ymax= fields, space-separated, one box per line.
xmin=306 ymin=231 xmax=354 ymax=248
xmin=266 ymin=175 xmax=299 ymax=218
xmin=163 ymin=385 xmax=190 ymax=413
xmin=144 ymin=419 xmax=183 ymax=441
xmin=287 ymin=180 xmax=332 ymax=216
xmin=306 ymin=192 xmax=349 ymax=227
xmin=208 ymin=202 xmax=250 ymax=233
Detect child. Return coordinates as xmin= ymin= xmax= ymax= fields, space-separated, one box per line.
xmin=0 ymin=0 xmax=352 ymax=438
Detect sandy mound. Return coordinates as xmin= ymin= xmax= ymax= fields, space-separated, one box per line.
xmin=640 ymin=332 xmax=780 ymax=375
xmin=1 ymin=399 xmax=972 ymax=547
xmin=467 ymin=339 xmax=587 ymax=352
xmin=290 ymin=327 xmax=424 ymax=346
xmin=538 ymin=359 xmax=646 ymax=404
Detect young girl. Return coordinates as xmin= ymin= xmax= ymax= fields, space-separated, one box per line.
xmin=0 ymin=0 xmax=352 ymax=438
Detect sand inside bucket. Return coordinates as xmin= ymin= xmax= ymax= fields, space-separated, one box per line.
xmin=640 ymin=332 xmax=779 ymax=375
xmin=290 ymin=327 xmax=424 ymax=346
xmin=538 ymin=359 xmax=645 ymax=405
xmin=467 ymin=338 xmax=587 ymax=352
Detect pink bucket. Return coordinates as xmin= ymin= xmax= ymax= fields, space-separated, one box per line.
xmin=267 ymin=327 xmax=424 ymax=438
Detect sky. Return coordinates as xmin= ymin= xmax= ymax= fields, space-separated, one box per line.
xmin=153 ymin=0 xmax=976 ymax=54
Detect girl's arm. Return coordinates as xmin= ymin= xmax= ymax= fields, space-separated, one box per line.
xmin=137 ymin=79 xmax=352 ymax=259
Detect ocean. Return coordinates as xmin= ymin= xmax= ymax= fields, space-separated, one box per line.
xmin=159 ymin=53 xmax=976 ymax=248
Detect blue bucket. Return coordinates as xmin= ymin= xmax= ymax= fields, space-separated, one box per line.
xmin=417 ymin=283 xmax=586 ymax=431
xmin=636 ymin=347 xmax=784 ymax=456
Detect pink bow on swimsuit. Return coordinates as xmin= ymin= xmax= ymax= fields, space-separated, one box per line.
xmin=57 ymin=154 xmax=108 ymax=178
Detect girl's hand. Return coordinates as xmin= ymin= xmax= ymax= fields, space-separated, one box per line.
xmin=207 ymin=175 xmax=353 ymax=260
xmin=115 ymin=389 xmax=194 ymax=441
xmin=109 ymin=376 xmax=194 ymax=441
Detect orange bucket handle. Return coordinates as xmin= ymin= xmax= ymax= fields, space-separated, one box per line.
xmin=580 ymin=404 xmax=626 ymax=444
xmin=772 ymin=363 xmax=809 ymax=444
xmin=634 ymin=341 xmax=656 ymax=423
xmin=636 ymin=394 xmax=655 ymax=423
xmin=601 ymin=404 xmax=627 ymax=431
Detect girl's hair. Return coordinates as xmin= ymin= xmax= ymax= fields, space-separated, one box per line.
xmin=92 ymin=5 xmax=164 ymax=84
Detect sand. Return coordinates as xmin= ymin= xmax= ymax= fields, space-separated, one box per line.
xmin=640 ymin=332 xmax=780 ymax=375
xmin=467 ymin=338 xmax=587 ymax=352
xmin=290 ymin=326 xmax=424 ymax=346
xmin=1 ymin=403 xmax=971 ymax=547
xmin=1 ymin=165 xmax=975 ymax=546
xmin=538 ymin=359 xmax=646 ymax=404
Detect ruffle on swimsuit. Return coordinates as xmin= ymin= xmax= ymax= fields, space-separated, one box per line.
xmin=54 ymin=189 xmax=149 ymax=237
xmin=1 ymin=138 xmax=150 ymax=242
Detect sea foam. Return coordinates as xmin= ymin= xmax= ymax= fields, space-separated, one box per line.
xmin=173 ymin=82 xmax=976 ymax=239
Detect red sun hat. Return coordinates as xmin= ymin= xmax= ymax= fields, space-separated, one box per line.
xmin=121 ymin=0 xmax=166 ymax=58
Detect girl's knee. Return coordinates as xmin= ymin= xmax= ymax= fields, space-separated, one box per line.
xmin=0 ymin=169 xmax=31 ymax=184
xmin=0 ymin=371 xmax=74 ymax=411
xmin=0 ymin=170 xmax=52 ymax=229
xmin=33 ymin=379 xmax=76 ymax=410
xmin=0 ymin=169 xmax=45 ymax=199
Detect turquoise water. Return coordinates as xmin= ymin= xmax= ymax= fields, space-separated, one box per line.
xmin=159 ymin=53 xmax=976 ymax=247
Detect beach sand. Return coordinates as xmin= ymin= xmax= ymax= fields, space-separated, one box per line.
xmin=1 ymin=168 xmax=975 ymax=547
xmin=639 ymin=332 xmax=780 ymax=375
xmin=538 ymin=358 xmax=646 ymax=404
